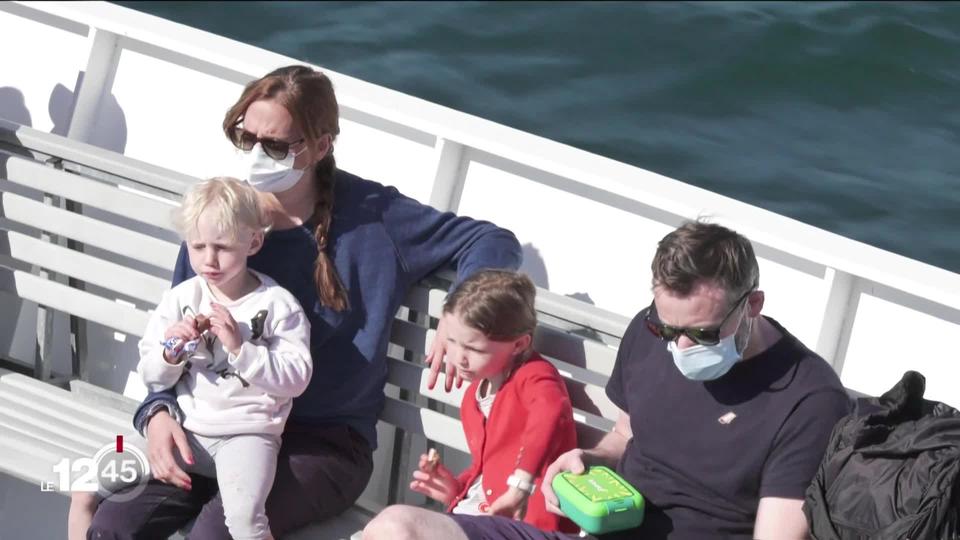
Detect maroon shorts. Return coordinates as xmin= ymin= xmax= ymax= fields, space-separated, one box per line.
xmin=450 ymin=513 xmax=596 ymax=540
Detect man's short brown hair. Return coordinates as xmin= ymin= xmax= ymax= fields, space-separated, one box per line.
xmin=651 ymin=220 xmax=759 ymax=302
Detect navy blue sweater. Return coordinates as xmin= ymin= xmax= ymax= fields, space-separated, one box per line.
xmin=133 ymin=170 xmax=522 ymax=449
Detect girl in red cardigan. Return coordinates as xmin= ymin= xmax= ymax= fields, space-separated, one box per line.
xmin=409 ymin=270 xmax=578 ymax=533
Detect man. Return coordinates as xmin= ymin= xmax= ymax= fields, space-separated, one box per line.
xmin=362 ymin=221 xmax=851 ymax=540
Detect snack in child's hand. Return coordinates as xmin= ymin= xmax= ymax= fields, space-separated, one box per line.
xmin=426 ymin=448 xmax=440 ymax=471
xmin=161 ymin=313 xmax=210 ymax=359
xmin=195 ymin=314 xmax=211 ymax=333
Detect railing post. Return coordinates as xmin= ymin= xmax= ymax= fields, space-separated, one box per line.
xmin=428 ymin=138 xmax=466 ymax=212
xmin=64 ymin=26 xmax=120 ymax=381
xmin=814 ymin=268 xmax=858 ymax=373
xmin=67 ymin=28 xmax=120 ymax=144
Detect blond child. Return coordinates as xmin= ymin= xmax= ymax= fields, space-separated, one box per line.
xmin=69 ymin=177 xmax=312 ymax=540
xmin=406 ymin=270 xmax=579 ymax=533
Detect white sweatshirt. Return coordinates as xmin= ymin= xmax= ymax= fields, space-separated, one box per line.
xmin=137 ymin=270 xmax=312 ymax=437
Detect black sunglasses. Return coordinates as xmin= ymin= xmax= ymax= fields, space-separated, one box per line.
xmin=228 ymin=125 xmax=305 ymax=161
xmin=644 ymin=288 xmax=753 ymax=346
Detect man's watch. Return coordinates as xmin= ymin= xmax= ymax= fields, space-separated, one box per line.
xmin=506 ymin=474 xmax=536 ymax=494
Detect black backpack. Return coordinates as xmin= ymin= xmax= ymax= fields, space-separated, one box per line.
xmin=803 ymin=371 xmax=960 ymax=539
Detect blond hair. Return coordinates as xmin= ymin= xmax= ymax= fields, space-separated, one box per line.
xmin=173 ymin=177 xmax=270 ymax=240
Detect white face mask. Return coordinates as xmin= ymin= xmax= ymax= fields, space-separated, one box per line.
xmin=668 ymin=334 xmax=742 ymax=381
xmin=236 ymin=143 xmax=306 ymax=193
xmin=667 ymin=310 xmax=753 ymax=381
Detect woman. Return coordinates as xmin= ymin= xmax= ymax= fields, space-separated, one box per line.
xmin=88 ymin=65 xmax=521 ymax=539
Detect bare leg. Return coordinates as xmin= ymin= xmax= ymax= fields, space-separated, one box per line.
xmin=68 ymin=492 xmax=99 ymax=540
xmin=362 ymin=505 xmax=469 ymax=540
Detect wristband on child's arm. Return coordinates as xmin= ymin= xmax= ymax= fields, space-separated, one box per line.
xmin=506 ymin=474 xmax=536 ymax=494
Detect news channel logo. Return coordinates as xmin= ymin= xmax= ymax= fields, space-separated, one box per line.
xmin=42 ymin=436 xmax=150 ymax=501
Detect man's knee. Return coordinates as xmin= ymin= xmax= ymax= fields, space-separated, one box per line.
xmin=362 ymin=505 xmax=420 ymax=540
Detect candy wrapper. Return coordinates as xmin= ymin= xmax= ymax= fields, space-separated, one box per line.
xmin=161 ymin=336 xmax=200 ymax=358
xmin=161 ymin=314 xmax=211 ymax=359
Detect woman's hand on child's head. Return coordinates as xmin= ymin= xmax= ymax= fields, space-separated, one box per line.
xmin=425 ymin=315 xmax=463 ymax=392
xmin=409 ymin=452 xmax=459 ymax=505
xmin=542 ymin=448 xmax=588 ymax=516
xmin=486 ymin=487 xmax=529 ymax=521
xmin=208 ymin=303 xmax=242 ymax=355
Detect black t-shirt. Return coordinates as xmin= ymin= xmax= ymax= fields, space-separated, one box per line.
xmin=604 ymin=309 xmax=851 ymax=539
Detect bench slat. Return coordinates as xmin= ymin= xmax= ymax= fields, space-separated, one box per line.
xmin=0 ymin=371 xmax=141 ymax=442
xmin=535 ymin=323 xmax=619 ymax=378
xmin=0 ymin=397 xmax=103 ymax=456
xmin=3 ymin=155 xmax=179 ymax=230
xmin=401 ymin=284 xmax=446 ymax=319
xmin=380 ymin=396 xmax=468 ymax=453
xmin=1 ymin=192 xmax=179 ymax=269
xmin=388 ymin=318 xmax=435 ymax=359
xmin=3 ymin=230 xmax=168 ymax=305
xmin=0 ymin=427 xmax=85 ymax=486
xmin=0 ymin=268 xmax=149 ymax=336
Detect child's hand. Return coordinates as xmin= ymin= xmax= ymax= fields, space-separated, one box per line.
xmin=409 ymin=452 xmax=460 ymax=505
xmin=208 ymin=303 xmax=242 ymax=355
xmin=162 ymin=316 xmax=200 ymax=363
xmin=486 ymin=486 xmax=529 ymax=521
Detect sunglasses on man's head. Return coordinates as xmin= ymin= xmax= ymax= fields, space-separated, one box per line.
xmin=228 ymin=125 xmax=305 ymax=161
xmin=644 ymin=288 xmax=753 ymax=346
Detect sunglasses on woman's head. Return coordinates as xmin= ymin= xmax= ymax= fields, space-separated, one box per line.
xmin=228 ymin=125 xmax=305 ymax=161
xmin=644 ymin=288 xmax=753 ymax=346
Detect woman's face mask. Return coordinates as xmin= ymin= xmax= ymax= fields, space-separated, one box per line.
xmin=236 ymin=143 xmax=307 ymax=193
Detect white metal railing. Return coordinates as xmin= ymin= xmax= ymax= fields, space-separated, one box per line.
xmin=1 ymin=1 xmax=959 ymax=403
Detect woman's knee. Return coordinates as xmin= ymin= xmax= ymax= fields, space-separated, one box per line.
xmin=86 ymin=500 xmax=141 ymax=539
xmin=362 ymin=505 xmax=421 ymax=540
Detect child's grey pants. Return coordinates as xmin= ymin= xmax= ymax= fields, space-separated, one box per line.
xmin=184 ymin=431 xmax=281 ymax=540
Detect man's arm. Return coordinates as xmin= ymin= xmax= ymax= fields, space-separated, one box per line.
xmin=542 ymin=409 xmax=632 ymax=515
xmin=754 ymin=497 xmax=807 ymax=539
xmin=584 ymin=410 xmax=632 ymax=467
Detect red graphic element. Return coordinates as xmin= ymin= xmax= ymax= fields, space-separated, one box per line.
xmin=116 ymin=435 xmax=124 ymax=453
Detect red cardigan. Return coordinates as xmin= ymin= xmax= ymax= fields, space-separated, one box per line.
xmin=447 ymin=353 xmax=579 ymax=533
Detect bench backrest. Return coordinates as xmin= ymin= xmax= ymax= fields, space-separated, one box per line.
xmin=0 ymin=120 xmax=627 ymax=509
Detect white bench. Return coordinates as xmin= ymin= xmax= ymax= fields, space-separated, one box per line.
xmin=0 ymin=119 xmax=628 ymax=539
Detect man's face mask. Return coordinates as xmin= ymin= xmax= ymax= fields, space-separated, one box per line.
xmin=646 ymin=289 xmax=754 ymax=381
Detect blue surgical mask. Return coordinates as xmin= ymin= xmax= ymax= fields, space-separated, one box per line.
xmin=668 ymin=312 xmax=753 ymax=381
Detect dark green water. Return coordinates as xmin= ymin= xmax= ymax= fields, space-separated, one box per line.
xmin=117 ymin=1 xmax=960 ymax=273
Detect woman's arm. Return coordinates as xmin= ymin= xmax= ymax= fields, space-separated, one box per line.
xmin=381 ymin=186 xmax=522 ymax=390
xmin=381 ymin=185 xmax=522 ymax=287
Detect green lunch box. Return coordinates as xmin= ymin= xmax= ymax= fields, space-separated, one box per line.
xmin=552 ymin=466 xmax=644 ymax=535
